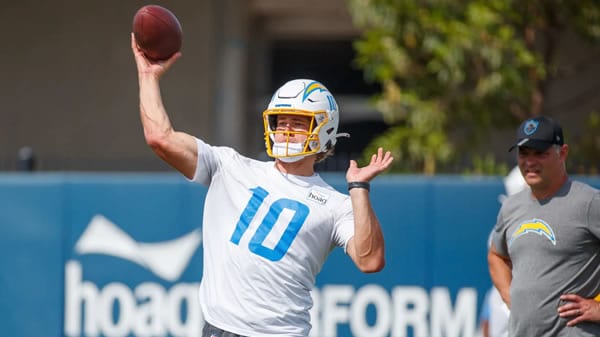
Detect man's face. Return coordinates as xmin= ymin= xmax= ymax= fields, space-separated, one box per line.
xmin=517 ymin=145 xmax=566 ymax=189
xmin=273 ymin=115 xmax=312 ymax=144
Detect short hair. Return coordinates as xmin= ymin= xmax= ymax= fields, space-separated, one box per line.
xmin=553 ymin=144 xmax=562 ymax=154
xmin=315 ymin=147 xmax=335 ymax=163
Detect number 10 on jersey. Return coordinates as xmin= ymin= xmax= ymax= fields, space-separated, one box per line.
xmin=229 ymin=187 xmax=309 ymax=261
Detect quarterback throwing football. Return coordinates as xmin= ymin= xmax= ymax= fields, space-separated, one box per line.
xmin=131 ymin=34 xmax=393 ymax=337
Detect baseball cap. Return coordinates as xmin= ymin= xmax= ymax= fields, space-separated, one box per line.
xmin=508 ymin=116 xmax=564 ymax=152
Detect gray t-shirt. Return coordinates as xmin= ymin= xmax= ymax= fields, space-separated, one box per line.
xmin=493 ymin=180 xmax=600 ymax=337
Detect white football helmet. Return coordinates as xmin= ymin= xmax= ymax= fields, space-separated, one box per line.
xmin=263 ymin=79 xmax=348 ymax=160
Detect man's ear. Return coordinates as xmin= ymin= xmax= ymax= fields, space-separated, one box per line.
xmin=560 ymin=144 xmax=569 ymax=159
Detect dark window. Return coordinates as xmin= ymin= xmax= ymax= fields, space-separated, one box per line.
xmin=269 ymin=39 xmax=386 ymax=171
xmin=270 ymin=40 xmax=380 ymax=95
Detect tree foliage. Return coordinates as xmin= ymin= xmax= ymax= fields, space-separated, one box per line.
xmin=348 ymin=0 xmax=600 ymax=174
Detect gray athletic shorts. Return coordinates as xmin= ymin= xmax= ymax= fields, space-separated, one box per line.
xmin=202 ymin=322 xmax=247 ymax=337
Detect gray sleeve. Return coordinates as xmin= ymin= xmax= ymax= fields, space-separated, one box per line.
xmin=492 ymin=209 xmax=509 ymax=257
xmin=588 ymin=192 xmax=600 ymax=240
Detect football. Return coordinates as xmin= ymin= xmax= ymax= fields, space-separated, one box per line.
xmin=132 ymin=5 xmax=182 ymax=61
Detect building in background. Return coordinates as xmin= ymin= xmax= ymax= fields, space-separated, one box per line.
xmin=1 ymin=0 xmax=598 ymax=172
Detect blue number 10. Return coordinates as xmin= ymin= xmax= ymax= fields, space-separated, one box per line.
xmin=230 ymin=187 xmax=309 ymax=261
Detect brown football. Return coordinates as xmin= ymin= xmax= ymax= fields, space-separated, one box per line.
xmin=132 ymin=5 xmax=182 ymax=61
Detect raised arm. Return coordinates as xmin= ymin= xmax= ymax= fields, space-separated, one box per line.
xmin=345 ymin=147 xmax=394 ymax=273
xmin=131 ymin=33 xmax=198 ymax=179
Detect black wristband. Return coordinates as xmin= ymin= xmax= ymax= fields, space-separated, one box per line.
xmin=347 ymin=181 xmax=370 ymax=192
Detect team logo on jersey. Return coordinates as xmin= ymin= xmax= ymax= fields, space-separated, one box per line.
xmin=307 ymin=189 xmax=329 ymax=205
xmin=509 ymin=218 xmax=556 ymax=246
xmin=74 ymin=214 xmax=202 ymax=281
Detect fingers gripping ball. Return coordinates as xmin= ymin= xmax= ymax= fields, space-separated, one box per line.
xmin=132 ymin=5 xmax=182 ymax=61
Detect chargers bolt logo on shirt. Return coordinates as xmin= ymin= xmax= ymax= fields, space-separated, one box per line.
xmin=523 ymin=119 xmax=539 ymax=135
xmin=509 ymin=218 xmax=556 ymax=246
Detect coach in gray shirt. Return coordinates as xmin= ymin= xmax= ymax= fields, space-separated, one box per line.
xmin=488 ymin=116 xmax=600 ymax=336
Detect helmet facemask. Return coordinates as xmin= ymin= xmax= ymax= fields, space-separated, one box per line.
xmin=262 ymin=79 xmax=348 ymax=161
xmin=264 ymin=109 xmax=325 ymax=161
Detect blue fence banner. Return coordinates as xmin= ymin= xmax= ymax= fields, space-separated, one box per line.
xmin=1 ymin=173 xmax=599 ymax=337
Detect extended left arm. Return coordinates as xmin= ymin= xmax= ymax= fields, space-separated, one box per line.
xmin=345 ymin=148 xmax=393 ymax=273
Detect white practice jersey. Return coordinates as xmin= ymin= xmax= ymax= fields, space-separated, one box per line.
xmin=190 ymin=138 xmax=355 ymax=337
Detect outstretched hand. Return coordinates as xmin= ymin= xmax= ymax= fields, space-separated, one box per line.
xmin=346 ymin=147 xmax=394 ymax=183
xmin=131 ymin=33 xmax=181 ymax=79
